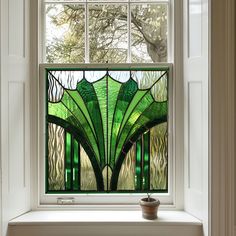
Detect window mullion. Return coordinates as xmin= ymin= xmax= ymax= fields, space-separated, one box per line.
xmin=85 ymin=2 xmax=89 ymax=63
xmin=127 ymin=2 xmax=131 ymax=63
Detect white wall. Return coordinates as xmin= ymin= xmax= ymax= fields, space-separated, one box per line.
xmin=183 ymin=0 xmax=209 ymax=235
xmin=0 ymin=0 xmax=31 ymax=235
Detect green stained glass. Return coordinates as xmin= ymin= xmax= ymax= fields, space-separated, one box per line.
xmin=143 ymin=132 xmax=150 ymax=190
xmin=110 ymin=79 xmax=138 ymax=167
xmin=115 ymin=92 xmax=154 ymax=161
xmin=108 ymin=78 xmax=121 ymax=165
xmin=93 ymin=77 xmax=108 ymax=166
xmin=135 ymin=138 xmax=142 ymax=190
xmin=65 ymin=132 xmax=72 ymax=190
xmin=77 ymin=79 xmax=106 ymax=167
xmin=46 ymin=68 xmax=168 ymax=193
xmin=73 ymin=140 xmax=79 ymax=190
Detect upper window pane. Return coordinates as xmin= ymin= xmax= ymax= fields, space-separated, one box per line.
xmin=45 ymin=1 xmax=169 ymax=63
xmin=89 ymin=5 xmax=128 ymax=63
xmin=46 ymin=4 xmax=85 ymax=63
xmin=131 ymin=4 xmax=168 ymax=63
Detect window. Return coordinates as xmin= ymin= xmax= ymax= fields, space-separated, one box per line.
xmin=40 ymin=0 xmax=176 ymax=205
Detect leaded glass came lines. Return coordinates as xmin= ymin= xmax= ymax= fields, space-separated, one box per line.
xmin=46 ymin=68 xmax=168 ymax=193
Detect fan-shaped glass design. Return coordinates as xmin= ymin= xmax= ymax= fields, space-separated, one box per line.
xmin=46 ymin=68 xmax=168 ymax=193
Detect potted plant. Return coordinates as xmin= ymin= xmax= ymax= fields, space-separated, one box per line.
xmin=139 ymin=193 xmax=160 ymax=220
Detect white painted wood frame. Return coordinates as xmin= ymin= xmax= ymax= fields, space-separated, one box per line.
xmin=0 ymin=0 xmax=32 ymax=236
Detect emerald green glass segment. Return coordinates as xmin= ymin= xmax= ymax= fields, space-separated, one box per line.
xmin=135 ymin=138 xmax=142 ymax=190
xmin=73 ymin=140 xmax=79 ymax=191
xmin=143 ymin=132 xmax=150 ymax=190
xmin=65 ymin=132 xmax=72 ymax=190
xmin=46 ymin=68 xmax=168 ymax=193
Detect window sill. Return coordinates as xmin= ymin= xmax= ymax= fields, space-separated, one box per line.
xmin=8 ymin=211 xmax=202 ymax=236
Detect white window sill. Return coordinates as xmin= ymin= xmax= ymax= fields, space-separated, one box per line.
xmin=8 ymin=211 xmax=202 ymax=236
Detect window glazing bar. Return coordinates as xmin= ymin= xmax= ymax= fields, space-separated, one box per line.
xmin=85 ymin=2 xmax=89 ymax=63
xmin=45 ymin=1 xmax=169 ymax=4
xmin=127 ymin=1 xmax=131 ymax=63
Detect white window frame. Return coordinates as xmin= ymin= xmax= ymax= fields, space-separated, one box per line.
xmin=34 ymin=0 xmax=184 ymax=209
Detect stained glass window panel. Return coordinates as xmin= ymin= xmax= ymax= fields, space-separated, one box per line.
xmin=46 ymin=67 xmax=168 ymax=193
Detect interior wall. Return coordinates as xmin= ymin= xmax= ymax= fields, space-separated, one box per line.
xmin=0 ymin=0 xmax=2 ymax=232
xmin=183 ymin=0 xmax=209 ymax=235
xmin=211 ymin=0 xmax=235 ymax=235
xmin=0 ymin=0 xmax=31 ymax=235
xmin=234 ymin=1 xmax=236 ymax=232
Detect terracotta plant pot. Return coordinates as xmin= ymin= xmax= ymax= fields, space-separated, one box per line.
xmin=139 ymin=197 xmax=160 ymax=220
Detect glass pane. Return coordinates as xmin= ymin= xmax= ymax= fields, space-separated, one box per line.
xmin=48 ymin=123 xmax=65 ymax=191
xmin=117 ymin=144 xmax=136 ymax=190
xmin=89 ymin=4 xmax=128 ymax=63
xmin=80 ymin=145 xmax=97 ymax=190
xmin=131 ymin=4 xmax=168 ymax=62
xmin=150 ymin=123 xmax=168 ymax=190
xmin=45 ymin=4 xmax=85 ymax=63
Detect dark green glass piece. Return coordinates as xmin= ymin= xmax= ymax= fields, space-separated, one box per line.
xmin=77 ymin=79 xmax=106 ymax=167
xmin=110 ymin=79 xmax=138 ymax=167
xmin=115 ymin=92 xmax=154 ymax=162
xmin=135 ymin=138 xmax=142 ymax=190
xmin=143 ymin=131 xmax=150 ymax=190
xmin=93 ymin=77 xmax=107 ymax=166
xmin=108 ymin=77 xmax=121 ymax=165
xmin=73 ymin=139 xmax=80 ymax=190
xmin=65 ymin=132 xmax=72 ymax=190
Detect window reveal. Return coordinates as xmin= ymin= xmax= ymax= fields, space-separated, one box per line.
xmin=46 ymin=68 xmax=168 ymax=193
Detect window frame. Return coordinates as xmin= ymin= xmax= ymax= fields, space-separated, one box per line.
xmin=34 ymin=0 xmax=184 ymax=209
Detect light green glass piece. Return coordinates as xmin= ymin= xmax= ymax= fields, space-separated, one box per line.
xmin=93 ymin=77 xmax=108 ymax=165
xmin=108 ymin=78 xmax=121 ymax=164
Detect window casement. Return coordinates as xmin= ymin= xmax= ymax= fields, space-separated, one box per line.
xmin=38 ymin=0 xmax=180 ymax=206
